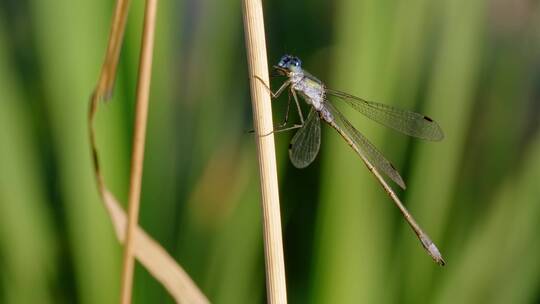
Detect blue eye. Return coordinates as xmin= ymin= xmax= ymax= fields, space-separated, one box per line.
xmin=277 ymin=55 xmax=301 ymax=69
xmin=278 ymin=55 xmax=292 ymax=66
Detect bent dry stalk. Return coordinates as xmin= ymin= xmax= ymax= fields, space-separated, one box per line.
xmin=260 ymin=54 xmax=446 ymax=266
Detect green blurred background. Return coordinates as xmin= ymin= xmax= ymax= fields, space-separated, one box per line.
xmin=1 ymin=0 xmax=540 ymax=303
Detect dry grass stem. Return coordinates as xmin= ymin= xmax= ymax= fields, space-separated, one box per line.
xmin=242 ymin=0 xmax=288 ymax=303
xmin=88 ymin=0 xmax=131 ymax=191
xmin=88 ymin=0 xmax=208 ymax=299
xmin=103 ymin=191 xmax=209 ymax=303
xmin=120 ymin=0 xmax=159 ymax=302
xmin=95 ymin=0 xmax=131 ymax=100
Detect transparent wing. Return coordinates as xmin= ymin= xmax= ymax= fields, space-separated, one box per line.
xmin=323 ymin=102 xmax=406 ymax=189
xmin=326 ymin=88 xmax=444 ymax=141
xmin=289 ymin=108 xmax=321 ymax=168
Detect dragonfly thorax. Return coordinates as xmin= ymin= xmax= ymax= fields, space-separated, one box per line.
xmin=289 ymin=69 xmax=304 ymax=85
xmin=289 ymin=70 xmax=326 ymax=111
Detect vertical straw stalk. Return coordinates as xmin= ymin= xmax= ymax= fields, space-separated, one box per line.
xmin=120 ymin=0 xmax=158 ymax=303
xmin=241 ymin=0 xmax=288 ymax=303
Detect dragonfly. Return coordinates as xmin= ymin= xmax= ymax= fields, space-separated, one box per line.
xmin=258 ymin=54 xmax=446 ymax=265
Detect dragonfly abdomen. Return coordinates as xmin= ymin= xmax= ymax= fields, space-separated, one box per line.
xmin=319 ymin=105 xmax=334 ymax=123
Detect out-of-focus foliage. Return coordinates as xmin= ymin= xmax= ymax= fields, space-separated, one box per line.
xmin=0 ymin=0 xmax=539 ymax=303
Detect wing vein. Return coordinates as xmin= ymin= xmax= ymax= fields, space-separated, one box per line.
xmin=326 ymin=88 xmax=444 ymax=141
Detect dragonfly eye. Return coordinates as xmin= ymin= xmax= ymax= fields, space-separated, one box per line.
xmin=278 ymin=54 xmax=303 ymax=69
xmin=278 ymin=54 xmax=293 ymax=68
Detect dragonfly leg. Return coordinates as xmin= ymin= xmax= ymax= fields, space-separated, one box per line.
xmin=254 ymin=75 xmax=290 ymax=98
xmin=246 ymin=91 xmax=294 ymax=134
xmin=259 ymin=124 xmax=303 ymax=137
xmin=291 ymin=89 xmax=305 ymax=124
xmin=277 ymin=90 xmax=293 ymax=128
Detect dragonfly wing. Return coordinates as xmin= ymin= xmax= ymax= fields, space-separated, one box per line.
xmin=326 ymin=88 xmax=444 ymax=141
xmin=289 ymin=108 xmax=321 ymax=168
xmin=323 ymin=102 xmax=406 ymax=189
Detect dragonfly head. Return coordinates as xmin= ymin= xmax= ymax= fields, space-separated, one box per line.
xmin=274 ymin=54 xmax=302 ymax=76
